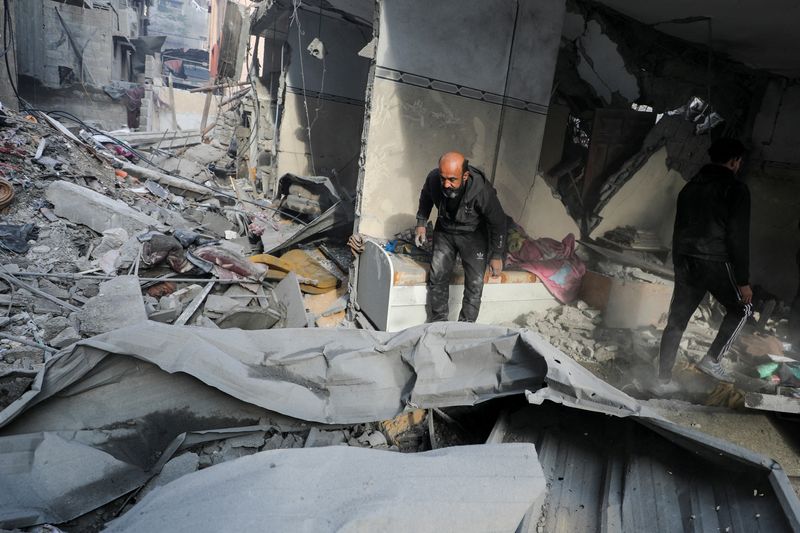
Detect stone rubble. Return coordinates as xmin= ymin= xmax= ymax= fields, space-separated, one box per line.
xmin=0 ymin=104 xmax=351 ymax=407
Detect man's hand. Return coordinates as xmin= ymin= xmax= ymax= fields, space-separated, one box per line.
xmin=738 ymin=284 xmax=753 ymax=305
xmin=489 ymin=258 xmax=503 ymax=277
xmin=414 ymin=226 xmax=426 ymax=248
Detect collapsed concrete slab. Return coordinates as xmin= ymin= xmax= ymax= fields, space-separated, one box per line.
xmin=46 ymin=181 xmax=167 ymax=235
xmin=104 ymin=444 xmax=546 ymax=533
xmin=0 ymin=322 xmax=798 ymax=529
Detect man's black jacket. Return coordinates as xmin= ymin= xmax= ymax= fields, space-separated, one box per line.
xmin=673 ymin=163 xmax=750 ymax=285
xmin=416 ymin=165 xmax=507 ymax=260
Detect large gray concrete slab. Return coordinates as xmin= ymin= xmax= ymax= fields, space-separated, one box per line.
xmin=47 ymin=181 xmax=166 ymax=235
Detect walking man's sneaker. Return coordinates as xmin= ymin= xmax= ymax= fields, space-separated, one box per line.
xmin=696 ymin=355 xmax=735 ymax=383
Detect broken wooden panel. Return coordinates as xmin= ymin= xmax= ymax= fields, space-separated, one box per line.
xmin=356 ymin=0 xmax=566 ymax=240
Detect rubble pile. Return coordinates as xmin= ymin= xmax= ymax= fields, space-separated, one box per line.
xmin=596 ymin=260 xmax=672 ymax=285
xmin=0 ymin=105 xmax=351 ymax=397
xmin=519 ymin=298 xmax=741 ymax=391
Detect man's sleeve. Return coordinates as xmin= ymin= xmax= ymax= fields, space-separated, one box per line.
xmin=416 ymin=175 xmax=434 ymax=227
xmin=726 ymin=183 xmax=751 ymax=285
xmin=479 ymin=189 xmax=507 ymax=260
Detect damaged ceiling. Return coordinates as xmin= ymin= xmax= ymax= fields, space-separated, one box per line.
xmin=597 ymin=0 xmax=800 ymax=78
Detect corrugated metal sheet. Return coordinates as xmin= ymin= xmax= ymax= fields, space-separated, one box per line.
xmin=490 ymin=403 xmax=795 ymax=532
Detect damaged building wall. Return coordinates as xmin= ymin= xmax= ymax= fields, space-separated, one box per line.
xmin=0 ymin=0 xmax=17 ymax=109
xmin=275 ymin=7 xmax=372 ymax=194
xmin=12 ymin=0 xmax=142 ymax=128
xmin=548 ymin=0 xmax=800 ymax=303
xmin=144 ymin=86 xmax=220 ymax=131
xmin=147 ymin=0 xmax=211 ymax=51
xmin=356 ymin=0 xmax=565 ymax=240
xmin=748 ymin=80 xmax=800 ymax=300
xmin=590 ymin=147 xmax=684 ymax=246
xmin=14 ymin=1 xmax=138 ymax=89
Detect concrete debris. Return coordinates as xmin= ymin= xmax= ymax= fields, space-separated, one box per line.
xmin=1 ymin=3 xmax=800 ymax=530
xmin=40 ymin=316 xmax=72 ymax=341
xmin=46 ymin=181 xmax=167 ymax=235
xmin=49 ymin=326 xmax=81 ymax=349
xmin=304 ymin=428 xmax=348 ymax=448
xmin=203 ymin=295 xmax=242 ymax=317
xmin=77 ymin=276 xmax=148 ymax=335
xmin=596 ymin=261 xmax=671 ymax=285
xmin=138 ymin=453 xmax=200 ymax=500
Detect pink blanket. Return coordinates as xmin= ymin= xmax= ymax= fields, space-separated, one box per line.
xmin=506 ymin=231 xmax=586 ymax=303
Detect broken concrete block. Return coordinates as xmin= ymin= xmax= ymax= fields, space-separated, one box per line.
xmin=2 ymin=346 xmax=46 ymax=364
xmin=216 ymin=308 xmax=280 ymax=330
xmin=304 ymin=428 xmax=347 ymax=448
xmin=184 ymin=143 xmax=228 ymax=166
xmin=46 ymin=181 xmax=166 ymax=235
xmin=280 ymin=434 xmax=305 ymax=448
xmin=225 ymin=432 xmax=266 ymax=449
xmin=139 ymin=453 xmax=199 ymax=499
xmin=204 ymin=295 xmax=240 ymax=316
xmin=223 ymin=285 xmax=255 ymax=306
xmin=50 ymin=326 xmax=81 ymax=349
xmin=192 ymin=315 xmax=219 ymax=329
xmin=148 ymin=308 xmax=180 ymax=323
xmin=200 ymin=212 xmax=235 ymax=238
xmin=37 ymin=278 xmax=70 ymax=300
xmin=77 ymin=276 xmax=148 ymax=335
xmin=262 ymin=433 xmax=284 ymax=451
xmin=595 ymin=345 xmax=619 ymax=363
xmin=91 ymin=228 xmax=130 ymax=259
xmin=40 ymin=316 xmax=71 ymax=341
xmin=218 ymin=440 xmax=257 ymax=462
xmin=153 ymin=284 xmax=203 ymax=319
xmin=366 ymin=431 xmax=388 ymax=448
xmin=583 ymin=309 xmax=602 ymax=320
xmin=30 ymin=296 xmax=64 ymax=315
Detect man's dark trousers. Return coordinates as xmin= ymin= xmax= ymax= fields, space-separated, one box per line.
xmin=428 ymin=228 xmax=488 ymax=322
xmin=659 ymin=255 xmax=753 ymax=379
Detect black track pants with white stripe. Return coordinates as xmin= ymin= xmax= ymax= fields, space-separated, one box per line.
xmin=659 ymin=255 xmax=752 ymax=380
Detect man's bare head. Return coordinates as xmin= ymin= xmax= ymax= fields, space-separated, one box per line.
xmin=438 ymin=152 xmax=469 ymax=197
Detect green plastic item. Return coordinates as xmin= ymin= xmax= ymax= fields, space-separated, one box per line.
xmin=757 ymin=362 xmax=780 ymax=379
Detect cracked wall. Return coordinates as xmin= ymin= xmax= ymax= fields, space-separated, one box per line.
xmin=552 ymin=0 xmax=800 ymax=302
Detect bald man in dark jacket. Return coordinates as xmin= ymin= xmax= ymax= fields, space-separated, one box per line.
xmin=415 ymin=152 xmax=507 ymax=322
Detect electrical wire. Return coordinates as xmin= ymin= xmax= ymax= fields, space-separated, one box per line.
xmin=3 ymin=0 xmax=20 ymax=104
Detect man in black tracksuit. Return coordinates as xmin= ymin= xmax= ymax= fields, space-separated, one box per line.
xmin=659 ymin=138 xmax=752 ymax=385
xmin=415 ymin=151 xmax=507 ymax=322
